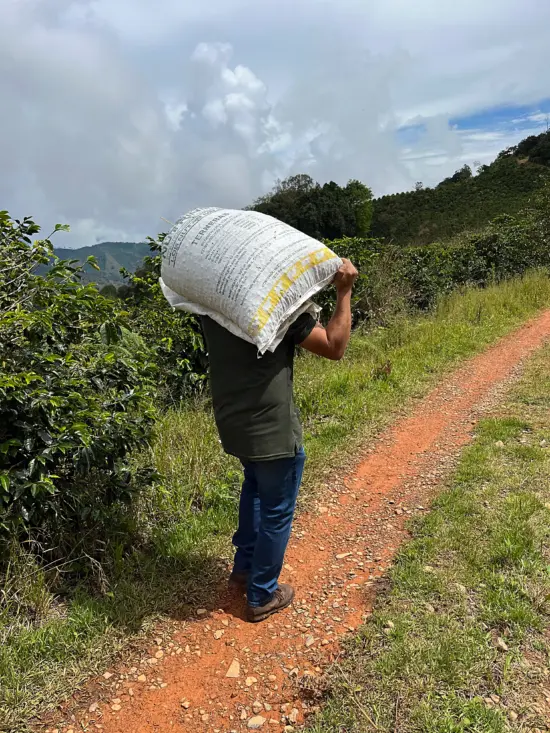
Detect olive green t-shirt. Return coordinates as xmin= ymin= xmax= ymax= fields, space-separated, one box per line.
xmin=201 ymin=314 xmax=316 ymax=461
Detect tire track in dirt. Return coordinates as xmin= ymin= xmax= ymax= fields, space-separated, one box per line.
xmin=44 ymin=310 xmax=550 ymax=733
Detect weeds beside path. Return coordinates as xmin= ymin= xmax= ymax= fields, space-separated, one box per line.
xmin=35 ymin=298 xmax=550 ymax=732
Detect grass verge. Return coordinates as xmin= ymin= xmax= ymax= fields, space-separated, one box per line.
xmin=307 ymin=342 xmax=550 ymax=733
xmin=2 ymin=271 xmax=550 ymax=731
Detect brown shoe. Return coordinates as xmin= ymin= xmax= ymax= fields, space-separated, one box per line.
xmin=228 ymin=570 xmax=249 ymax=588
xmin=246 ymin=583 xmax=295 ymax=623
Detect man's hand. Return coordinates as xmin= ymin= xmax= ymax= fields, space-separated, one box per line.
xmin=299 ymin=258 xmax=358 ymax=361
xmin=333 ymin=258 xmax=358 ymax=294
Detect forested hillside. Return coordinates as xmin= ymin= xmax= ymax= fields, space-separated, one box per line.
xmin=371 ymin=130 xmax=550 ymax=246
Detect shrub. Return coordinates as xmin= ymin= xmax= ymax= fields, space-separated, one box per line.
xmin=118 ymin=235 xmax=208 ymax=405
xmin=0 ymin=213 xmax=157 ymax=557
xmin=324 ymin=200 xmax=550 ymax=320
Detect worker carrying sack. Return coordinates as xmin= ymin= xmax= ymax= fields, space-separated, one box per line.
xmin=160 ymin=207 xmax=342 ymax=354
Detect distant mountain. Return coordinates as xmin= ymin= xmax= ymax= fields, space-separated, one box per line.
xmin=53 ymin=241 xmax=151 ymax=285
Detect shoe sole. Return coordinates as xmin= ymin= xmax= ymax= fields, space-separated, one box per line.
xmin=247 ymin=587 xmax=295 ymax=623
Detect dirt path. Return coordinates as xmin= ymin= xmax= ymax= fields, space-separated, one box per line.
xmin=44 ymin=311 xmax=550 ymax=733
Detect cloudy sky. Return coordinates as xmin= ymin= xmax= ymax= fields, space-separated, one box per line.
xmin=2 ymin=0 xmax=550 ymax=247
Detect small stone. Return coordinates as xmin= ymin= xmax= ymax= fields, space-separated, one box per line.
xmin=496 ymin=637 xmax=509 ymax=652
xmin=103 ymin=672 xmax=113 ymax=680
xmin=495 ymin=440 xmax=504 ymax=448
xmin=89 ymin=702 xmax=99 ymax=713
xmin=111 ymin=704 xmax=122 ymax=712
xmin=246 ymin=676 xmax=258 ymax=686
xmin=284 ymin=728 xmax=295 ymax=733
xmin=137 ymin=674 xmax=147 ymax=682
xmin=253 ymin=701 xmax=264 ymax=713
xmin=201 ymin=714 xmax=210 ymax=723
xmin=305 ymin=635 xmax=315 ymax=647
xmin=214 ymin=630 xmax=224 ymax=640
xmin=112 ymin=698 xmax=121 ymax=704
xmin=181 ymin=701 xmax=191 ymax=709
xmin=222 ymin=619 xmax=229 ymax=626
xmin=268 ymin=675 xmax=277 ymax=682
xmin=288 ymin=708 xmax=299 ymax=723
xmin=197 ymin=608 xmax=208 ymax=616
xmin=226 ymin=659 xmax=240 ymax=678
xmin=508 ymin=711 xmax=518 ymax=721
xmin=336 ymin=553 xmax=351 ymax=560
xmin=425 ymin=603 xmax=435 ymax=613
xmin=247 ymin=716 xmax=266 ymax=729
xmin=155 ymin=650 xmax=164 ymax=659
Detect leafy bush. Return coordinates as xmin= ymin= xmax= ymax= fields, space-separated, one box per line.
xmin=118 ymin=235 xmax=208 ymax=404
xmin=0 ymin=213 xmax=157 ymax=556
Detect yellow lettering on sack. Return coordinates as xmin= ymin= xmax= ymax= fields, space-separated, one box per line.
xmin=249 ymin=247 xmax=337 ymax=336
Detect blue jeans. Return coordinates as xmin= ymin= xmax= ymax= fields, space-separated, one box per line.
xmin=232 ymin=447 xmax=306 ymax=607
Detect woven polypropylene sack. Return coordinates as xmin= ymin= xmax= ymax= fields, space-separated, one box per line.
xmin=159 ymin=208 xmax=342 ymax=353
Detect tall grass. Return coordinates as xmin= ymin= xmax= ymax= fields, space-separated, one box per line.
xmin=2 ymin=270 xmax=550 ymax=731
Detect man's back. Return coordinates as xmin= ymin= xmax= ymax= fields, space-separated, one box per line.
xmin=201 ymin=314 xmax=315 ymax=461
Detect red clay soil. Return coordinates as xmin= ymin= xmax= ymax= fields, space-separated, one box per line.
xmin=43 ymin=311 xmax=550 ymax=733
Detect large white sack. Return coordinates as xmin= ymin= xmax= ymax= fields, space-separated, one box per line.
xmin=159 ymin=207 xmax=342 ymax=354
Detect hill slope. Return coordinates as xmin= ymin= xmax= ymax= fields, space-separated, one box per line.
xmin=371 ymin=158 xmax=550 ymax=247
xmin=371 ymin=130 xmax=550 ymax=246
xmin=54 ymin=241 xmax=150 ymax=284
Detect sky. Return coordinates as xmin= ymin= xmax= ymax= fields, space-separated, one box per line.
xmin=2 ymin=0 xmax=550 ymax=247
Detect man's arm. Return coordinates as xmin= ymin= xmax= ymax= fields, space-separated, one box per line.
xmin=300 ymin=258 xmax=358 ymax=361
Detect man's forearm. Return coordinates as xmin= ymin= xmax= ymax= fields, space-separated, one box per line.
xmin=325 ymin=289 xmax=352 ymax=359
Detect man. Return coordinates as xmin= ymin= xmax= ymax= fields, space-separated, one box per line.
xmin=201 ymin=258 xmax=358 ymax=622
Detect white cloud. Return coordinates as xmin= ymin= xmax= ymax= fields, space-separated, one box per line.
xmin=2 ymin=0 xmax=550 ymax=245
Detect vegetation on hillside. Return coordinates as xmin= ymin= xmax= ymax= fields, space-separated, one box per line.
xmin=371 ymin=155 xmax=550 ymax=246
xmin=498 ymin=128 xmax=550 ymax=167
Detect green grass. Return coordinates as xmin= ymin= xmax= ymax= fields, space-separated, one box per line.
xmin=307 ymin=342 xmax=550 ymax=733
xmin=2 ymin=271 xmax=550 ymax=731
